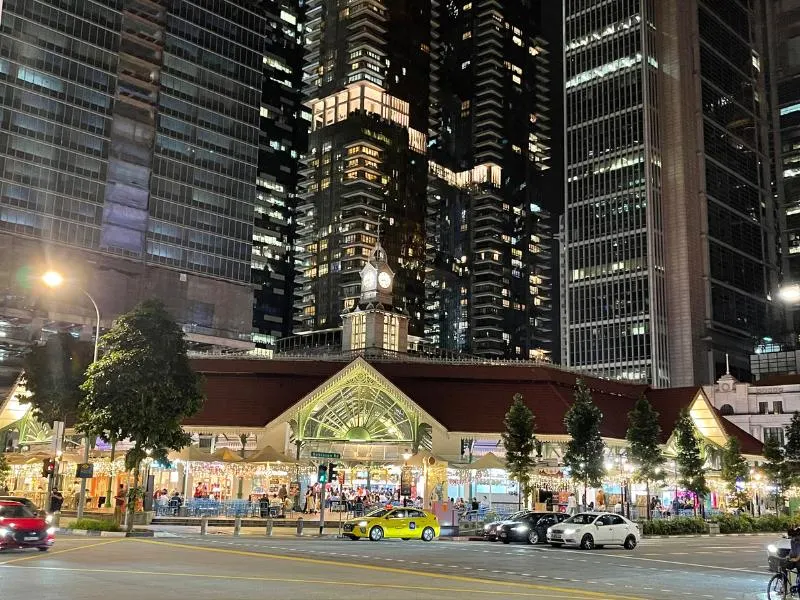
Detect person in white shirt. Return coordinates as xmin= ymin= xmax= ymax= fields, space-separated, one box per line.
xmin=567 ymin=492 xmax=578 ymax=516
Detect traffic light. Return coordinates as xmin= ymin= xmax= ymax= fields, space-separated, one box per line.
xmin=328 ymin=463 xmax=338 ymax=482
xmin=317 ymin=463 xmax=328 ymax=484
xmin=42 ymin=458 xmax=56 ymax=478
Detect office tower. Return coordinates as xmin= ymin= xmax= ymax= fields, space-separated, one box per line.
xmin=296 ymin=0 xmax=431 ymax=335
xmin=765 ymin=0 xmax=800 ymax=338
xmin=425 ymin=0 xmax=554 ymax=359
xmin=0 ymin=0 xmax=265 ymax=362
xmin=563 ymin=1 xmax=782 ymax=386
xmin=252 ymin=0 xmax=308 ymax=356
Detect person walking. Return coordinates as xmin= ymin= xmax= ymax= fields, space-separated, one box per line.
xmin=567 ymin=492 xmax=578 ymax=516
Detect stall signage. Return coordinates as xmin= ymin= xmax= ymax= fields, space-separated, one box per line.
xmin=400 ymin=466 xmax=412 ymax=497
xmin=310 ymin=451 xmax=341 ymax=459
xmin=76 ymin=463 xmax=94 ymax=479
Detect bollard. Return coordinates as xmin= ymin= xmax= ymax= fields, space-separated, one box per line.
xmin=266 ymin=517 xmax=273 ymax=537
xmin=234 ymin=516 xmax=242 ymax=537
xmin=296 ymin=517 xmax=304 ymax=537
xmin=200 ymin=516 xmax=208 ymax=536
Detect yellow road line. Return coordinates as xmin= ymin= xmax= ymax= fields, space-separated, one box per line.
xmin=0 ymin=564 xmax=601 ymax=598
xmin=0 ymin=538 xmax=124 ymax=565
xmin=133 ymin=539 xmax=643 ymax=600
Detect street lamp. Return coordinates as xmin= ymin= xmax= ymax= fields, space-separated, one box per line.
xmin=778 ymin=283 xmax=800 ymax=305
xmin=402 ymin=450 xmax=412 ymax=462
xmin=41 ymin=271 xmax=101 ymax=519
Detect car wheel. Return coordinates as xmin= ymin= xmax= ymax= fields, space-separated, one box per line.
xmin=580 ymin=534 xmax=595 ymax=550
xmin=623 ymin=535 xmax=637 ymax=550
xmin=421 ymin=527 xmax=435 ymax=542
xmin=369 ymin=526 xmax=384 ymax=541
xmin=527 ymin=531 xmax=540 ymax=545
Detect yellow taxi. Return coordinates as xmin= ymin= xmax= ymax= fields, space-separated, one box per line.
xmin=342 ymin=506 xmax=440 ymax=541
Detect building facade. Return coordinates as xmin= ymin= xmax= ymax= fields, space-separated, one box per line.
xmin=563 ymin=0 xmax=783 ymax=386
xmin=706 ymin=370 xmax=800 ymax=445
xmin=251 ymin=0 xmax=308 ymax=355
xmin=0 ymin=0 xmax=266 ymax=367
xmin=425 ymin=0 xmax=554 ymax=359
xmin=296 ymin=0 xmax=432 ymax=335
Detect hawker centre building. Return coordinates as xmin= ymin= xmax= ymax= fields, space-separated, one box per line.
xmin=182 ymin=243 xmax=764 ymax=510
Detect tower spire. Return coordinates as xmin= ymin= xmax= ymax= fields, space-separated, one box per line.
xmin=725 ymin=353 xmax=730 ymax=375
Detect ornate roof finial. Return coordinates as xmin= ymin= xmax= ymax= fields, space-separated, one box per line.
xmin=725 ymin=353 xmax=730 ymax=376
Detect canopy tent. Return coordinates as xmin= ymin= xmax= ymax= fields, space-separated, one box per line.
xmin=208 ymin=448 xmax=243 ymax=463
xmin=405 ymin=449 xmax=446 ymax=468
xmin=169 ymin=446 xmax=215 ymax=462
xmin=243 ymin=446 xmax=297 ymax=464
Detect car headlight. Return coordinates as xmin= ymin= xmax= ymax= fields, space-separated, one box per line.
xmin=358 ymin=521 xmax=368 ymax=527
xmin=563 ymin=528 xmax=577 ymax=535
xmin=484 ymin=524 xmax=491 ymax=531
xmin=546 ymin=526 xmax=552 ymax=534
xmin=0 ymin=528 xmax=8 ymax=537
xmin=768 ymin=544 xmax=778 ymax=554
xmin=45 ymin=515 xmax=53 ymax=524
xmin=47 ymin=527 xmax=56 ymax=535
xmin=513 ymin=525 xmax=529 ymax=532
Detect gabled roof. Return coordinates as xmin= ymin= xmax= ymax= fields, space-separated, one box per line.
xmin=187 ymin=356 xmax=763 ymax=455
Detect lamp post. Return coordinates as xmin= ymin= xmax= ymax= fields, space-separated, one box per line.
xmin=42 ymin=271 xmax=100 ymax=520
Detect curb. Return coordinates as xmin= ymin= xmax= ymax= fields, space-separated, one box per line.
xmin=642 ymin=533 xmax=776 ymax=539
xmin=58 ymin=529 xmax=171 ymax=538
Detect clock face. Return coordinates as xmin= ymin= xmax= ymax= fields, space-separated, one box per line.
xmin=378 ymin=271 xmax=392 ymax=289
xmin=363 ymin=271 xmax=376 ymax=289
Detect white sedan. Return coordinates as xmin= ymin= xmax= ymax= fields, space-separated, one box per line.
xmin=546 ymin=511 xmax=640 ymax=550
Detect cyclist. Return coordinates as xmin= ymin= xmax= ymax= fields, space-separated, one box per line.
xmin=786 ymin=527 xmax=800 ymax=590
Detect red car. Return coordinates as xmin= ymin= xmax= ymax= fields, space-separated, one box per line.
xmin=0 ymin=500 xmax=55 ymax=552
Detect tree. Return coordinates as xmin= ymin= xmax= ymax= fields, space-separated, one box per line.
xmin=764 ymin=435 xmax=790 ymax=514
xmin=0 ymin=453 xmax=9 ymax=490
xmin=720 ymin=436 xmax=749 ymax=507
xmin=783 ymin=412 xmax=800 ymax=486
xmin=501 ymin=393 xmax=537 ymax=509
xmin=20 ymin=333 xmax=93 ymax=426
xmin=673 ymin=409 xmax=709 ymax=517
xmin=79 ymin=300 xmax=203 ymax=531
xmin=626 ymin=394 xmax=664 ymax=520
xmin=563 ymin=379 xmax=605 ymax=507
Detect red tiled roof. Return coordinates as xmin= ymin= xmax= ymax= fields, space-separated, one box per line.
xmin=187 ymin=357 xmax=762 ymax=455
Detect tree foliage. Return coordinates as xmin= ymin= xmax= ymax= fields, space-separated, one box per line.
xmin=783 ymin=412 xmax=800 ymax=485
xmin=720 ymin=436 xmax=748 ymax=501
xmin=626 ymin=394 xmax=664 ymax=519
xmin=0 ymin=453 xmax=9 ymax=488
xmin=20 ymin=333 xmax=93 ymax=426
xmin=764 ymin=434 xmax=790 ymax=512
xmin=563 ymin=379 xmax=605 ymax=491
xmin=674 ymin=409 xmax=709 ymax=512
xmin=626 ymin=394 xmax=664 ymax=482
xmin=79 ymin=300 xmax=203 ymax=530
xmin=501 ymin=393 xmax=537 ymax=507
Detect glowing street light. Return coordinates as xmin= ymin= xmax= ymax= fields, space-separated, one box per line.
xmin=402 ymin=450 xmax=412 ymax=462
xmin=41 ymin=271 xmax=65 ymax=288
xmin=40 ymin=270 xmax=101 ymax=519
xmin=778 ymin=283 xmax=800 ymax=305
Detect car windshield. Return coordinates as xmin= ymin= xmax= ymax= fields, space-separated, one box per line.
xmin=364 ymin=508 xmax=391 ymax=518
xmin=563 ymin=513 xmax=597 ymax=525
xmin=0 ymin=504 xmax=35 ymax=518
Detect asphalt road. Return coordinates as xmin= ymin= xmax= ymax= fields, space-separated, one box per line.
xmin=0 ymin=533 xmax=778 ymax=600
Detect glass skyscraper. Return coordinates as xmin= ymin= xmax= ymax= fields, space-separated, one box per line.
xmin=0 ymin=0 xmax=265 ymax=354
xmin=563 ymin=0 xmax=782 ymax=386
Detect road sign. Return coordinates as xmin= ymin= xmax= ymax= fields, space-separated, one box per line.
xmin=76 ymin=463 xmax=94 ymax=479
xmin=310 ymin=451 xmax=341 ymax=459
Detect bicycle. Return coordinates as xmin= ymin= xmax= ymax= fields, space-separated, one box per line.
xmin=768 ymin=559 xmax=800 ymax=599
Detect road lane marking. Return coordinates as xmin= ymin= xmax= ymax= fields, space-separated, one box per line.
xmin=0 ymin=538 xmax=124 ymax=565
xmin=132 ymin=539 xmax=645 ymax=599
xmin=0 ymin=564 xmax=624 ymax=598
xmin=558 ymin=550 xmax=766 ymax=574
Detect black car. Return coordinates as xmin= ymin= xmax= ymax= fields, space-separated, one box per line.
xmin=498 ymin=512 xmax=569 ymax=544
xmin=482 ymin=510 xmax=533 ymax=541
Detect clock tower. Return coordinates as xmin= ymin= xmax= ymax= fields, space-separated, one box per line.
xmin=342 ymin=240 xmax=409 ymax=354
xmin=359 ymin=241 xmax=394 ymax=306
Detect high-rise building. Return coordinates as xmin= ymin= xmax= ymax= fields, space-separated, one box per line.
xmin=425 ymin=0 xmax=555 ymax=359
xmin=0 ymin=0 xmax=266 ymax=385
xmin=251 ymin=0 xmax=308 ymax=356
xmin=296 ymin=0 xmax=431 ymax=336
xmin=764 ymin=0 xmax=800 ymax=337
xmin=563 ymin=0 xmax=782 ymax=386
